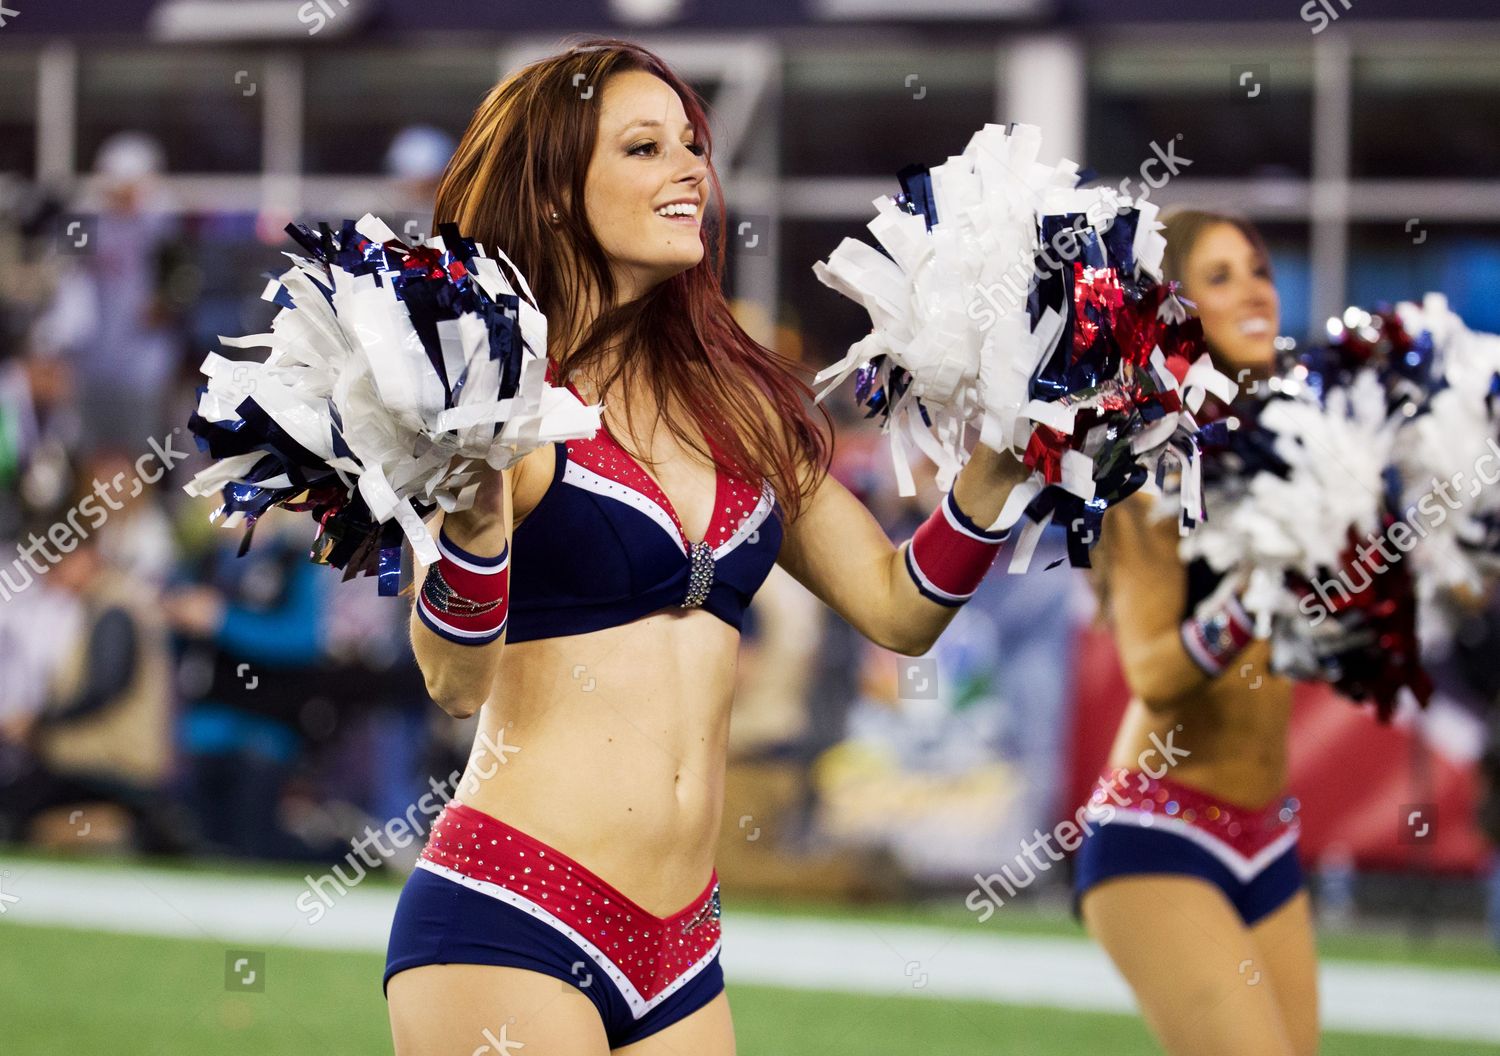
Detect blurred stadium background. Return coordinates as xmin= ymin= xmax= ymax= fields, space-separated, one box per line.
xmin=2 ymin=1 xmax=1500 ymax=1053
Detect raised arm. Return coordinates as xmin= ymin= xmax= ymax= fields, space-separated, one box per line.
xmin=777 ymin=442 xmax=1031 ymax=657
xmin=1096 ymin=490 xmax=1271 ymax=710
xmin=409 ymin=460 xmax=518 ymax=719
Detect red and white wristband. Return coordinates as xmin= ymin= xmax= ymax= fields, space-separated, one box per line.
xmin=415 ymin=526 xmax=509 ymax=646
xmin=1180 ymin=592 xmax=1254 ymax=676
xmin=903 ymin=487 xmax=1012 ymax=608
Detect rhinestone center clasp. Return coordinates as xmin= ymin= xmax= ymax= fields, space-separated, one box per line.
xmin=682 ymin=540 xmax=714 ymax=607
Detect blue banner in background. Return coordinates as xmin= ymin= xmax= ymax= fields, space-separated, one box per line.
xmin=1351 ymin=237 xmax=1500 ymax=337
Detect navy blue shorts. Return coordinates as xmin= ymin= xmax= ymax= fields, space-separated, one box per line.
xmin=384 ymin=803 xmax=725 ymax=1049
xmin=1072 ymin=771 xmax=1304 ymax=926
xmin=1073 ymin=819 xmax=1304 ymax=925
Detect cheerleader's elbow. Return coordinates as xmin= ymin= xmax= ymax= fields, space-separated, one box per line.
xmin=428 ymin=644 xmax=505 ymax=718
xmin=411 ymin=622 xmax=502 ymax=719
xmin=432 ymin=692 xmax=482 ymax=721
xmin=875 ymin=608 xmax=941 ymax=657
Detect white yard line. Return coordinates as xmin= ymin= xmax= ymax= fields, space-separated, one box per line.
xmin=1 ymin=860 xmax=1498 ymax=1044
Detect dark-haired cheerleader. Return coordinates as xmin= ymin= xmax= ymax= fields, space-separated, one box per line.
xmin=1076 ymin=211 xmax=1318 ymax=1056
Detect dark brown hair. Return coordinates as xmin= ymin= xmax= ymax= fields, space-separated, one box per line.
xmin=432 ymin=37 xmax=830 ymax=519
xmin=1160 ymin=209 xmax=1274 ymax=375
xmin=1160 ymin=209 xmax=1273 ymax=289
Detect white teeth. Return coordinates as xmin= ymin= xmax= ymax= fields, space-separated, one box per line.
xmin=655 ymin=202 xmax=696 ymax=218
xmin=1240 ymin=317 xmax=1271 ymax=335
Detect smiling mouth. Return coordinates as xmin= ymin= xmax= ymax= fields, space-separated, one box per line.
xmin=654 ymin=201 xmax=700 ymax=224
xmin=1239 ymin=317 xmax=1272 ymax=336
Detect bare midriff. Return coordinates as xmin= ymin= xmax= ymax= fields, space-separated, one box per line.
xmin=456 ymin=607 xmax=738 ymax=917
xmin=452 ymin=371 xmax=742 ymax=918
xmin=1106 ymin=652 xmax=1293 ymax=810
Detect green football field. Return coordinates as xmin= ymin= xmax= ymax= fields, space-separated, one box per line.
xmin=3 ymin=921 xmax=1498 ymax=1055
xmin=1 ymin=850 xmax=1497 ymax=1054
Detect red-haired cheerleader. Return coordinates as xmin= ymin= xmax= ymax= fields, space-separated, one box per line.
xmin=383 ymin=39 xmax=1031 ymax=1056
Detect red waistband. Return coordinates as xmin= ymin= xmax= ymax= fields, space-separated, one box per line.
xmin=418 ymin=801 xmax=721 ymax=1001
xmin=1086 ymin=768 xmax=1299 ymax=861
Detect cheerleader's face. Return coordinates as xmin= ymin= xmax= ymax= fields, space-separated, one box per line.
xmin=583 ymin=70 xmax=709 ymax=302
xmin=1180 ymin=222 xmax=1280 ymax=374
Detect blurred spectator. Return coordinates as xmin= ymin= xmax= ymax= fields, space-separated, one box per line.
xmin=0 ymin=349 xmax=75 ymax=542
xmin=966 ymin=523 xmax=1082 ymax=840
xmin=0 ymin=513 xmax=179 ymax=853
xmin=0 ymin=185 xmax=83 ymax=538
xmin=63 ymin=131 xmax=191 ymax=455
xmin=385 ymin=124 xmax=456 ymax=226
xmin=0 ymin=577 xmax=82 ymax=756
xmin=166 ymin=506 xmax=336 ymax=860
xmin=10 ymin=186 xmax=97 ymax=368
xmin=315 ymin=569 xmax=434 ymax=852
xmin=75 ymin=447 xmax=179 ymax=591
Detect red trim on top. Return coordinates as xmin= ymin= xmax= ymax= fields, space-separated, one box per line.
xmin=550 ymin=358 xmax=765 ymax=551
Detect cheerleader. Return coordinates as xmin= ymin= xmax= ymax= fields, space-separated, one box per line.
xmin=1075 ymin=211 xmax=1318 ymax=1056
xmin=383 ymin=39 xmax=1031 ymax=1056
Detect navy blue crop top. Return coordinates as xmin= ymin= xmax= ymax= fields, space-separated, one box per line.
xmin=504 ymin=363 xmax=785 ymax=643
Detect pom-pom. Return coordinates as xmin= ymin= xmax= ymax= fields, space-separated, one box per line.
xmin=182 ymin=214 xmax=600 ymax=595
xmin=1182 ymin=371 xmax=1398 ymax=618
xmin=1177 ymin=315 xmax=1437 ymax=720
xmin=812 ymin=122 xmax=1234 ymax=570
xmin=1388 ymin=293 xmax=1500 ymax=601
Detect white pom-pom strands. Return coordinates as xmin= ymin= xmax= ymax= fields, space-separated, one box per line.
xmin=813 ymin=122 xmax=1235 ymax=571
xmin=183 ymin=214 xmax=601 ymax=593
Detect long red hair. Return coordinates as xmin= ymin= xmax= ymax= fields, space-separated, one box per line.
xmin=432 ymin=37 xmax=830 ymax=521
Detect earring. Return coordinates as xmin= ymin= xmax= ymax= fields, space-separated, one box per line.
xmin=551 ymin=210 xmax=560 ymax=221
